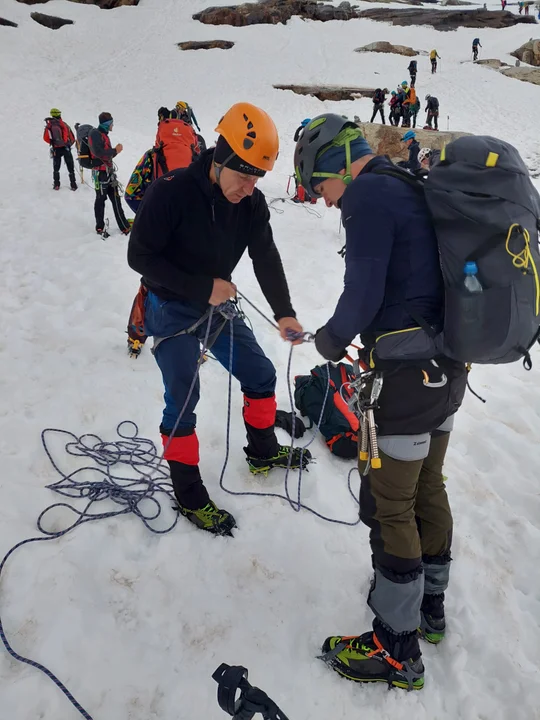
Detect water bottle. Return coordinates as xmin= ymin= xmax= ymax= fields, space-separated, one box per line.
xmin=463 ymin=261 xmax=483 ymax=293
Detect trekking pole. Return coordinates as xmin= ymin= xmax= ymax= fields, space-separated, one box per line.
xmin=447 ymin=115 xmax=450 ymax=131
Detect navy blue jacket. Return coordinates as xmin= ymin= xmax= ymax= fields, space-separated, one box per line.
xmin=319 ymin=157 xmax=443 ymax=356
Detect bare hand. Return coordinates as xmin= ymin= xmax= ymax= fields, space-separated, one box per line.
xmin=115 ymin=143 xmax=123 ymax=154
xmin=209 ymin=279 xmax=237 ymax=306
xmin=277 ymin=317 xmax=304 ymax=345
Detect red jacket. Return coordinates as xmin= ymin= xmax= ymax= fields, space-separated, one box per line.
xmin=43 ymin=118 xmax=74 ymax=148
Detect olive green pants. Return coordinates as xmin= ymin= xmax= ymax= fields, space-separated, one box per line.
xmin=360 ymin=432 xmax=452 ymax=572
xmin=360 ymin=432 xmax=453 ymax=633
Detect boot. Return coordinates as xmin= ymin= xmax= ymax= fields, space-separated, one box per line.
xmin=176 ymin=500 xmax=236 ymax=536
xmin=320 ymin=624 xmax=424 ymax=691
xmin=53 ymin=184 xmax=60 ymax=191
xmin=244 ymin=445 xmax=312 ymax=476
xmin=419 ymin=593 xmax=445 ymax=644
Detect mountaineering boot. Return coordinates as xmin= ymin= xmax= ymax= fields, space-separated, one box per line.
xmin=53 ymin=184 xmax=60 ymax=191
xmin=419 ymin=593 xmax=445 ymax=644
xmin=176 ymin=500 xmax=236 ymax=536
xmin=70 ymin=181 xmax=78 ymax=191
xmin=127 ymin=337 xmax=143 ymax=358
xmin=244 ymin=445 xmax=312 ymax=476
xmin=320 ymin=628 xmax=424 ymax=691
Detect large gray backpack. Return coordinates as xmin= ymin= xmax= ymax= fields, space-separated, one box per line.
xmin=376 ymin=136 xmax=540 ymax=367
xmin=427 ymin=136 xmax=540 ymax=366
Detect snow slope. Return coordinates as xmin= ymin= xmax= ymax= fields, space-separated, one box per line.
xmin=1 ymin=0 xmax=540 ymax=718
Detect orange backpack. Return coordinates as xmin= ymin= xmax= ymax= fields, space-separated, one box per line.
xmin=154 ymin=119 xmax=199 ymax=177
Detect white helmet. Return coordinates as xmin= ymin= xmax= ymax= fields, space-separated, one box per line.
xmin=425 ymin=94 xmax=431 ymax=101
xmin=418 ymin=148 xmax=432 ymax=163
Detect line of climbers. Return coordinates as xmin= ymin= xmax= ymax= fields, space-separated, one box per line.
xmin=372 ymin=86 xmax=439 ymax=131
xmin=43 ymin=100 xmax=205 ymax=239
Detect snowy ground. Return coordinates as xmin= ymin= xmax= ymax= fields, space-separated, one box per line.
xmin=1 ymin=0 xmax=540 ymax=718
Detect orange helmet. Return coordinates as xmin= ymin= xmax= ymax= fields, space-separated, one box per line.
xmin=215 ymin=102 xmax=279 ymax=173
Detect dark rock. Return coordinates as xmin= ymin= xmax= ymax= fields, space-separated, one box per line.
xmin=0 ymin=17 xmax=18 ymax=26
xmin=274 ymin=84 xmax=376 ymax=101
xmin=18 ymin=0 xmax=139 ymax=8
xmin=194 ymin=0 xmax=359 ymax=26
xmin=31 ymin=11 xmax=74 ymax=28
xmin=178 ymin=40 xmax=235 ymax=50
xmin=356 ymin=8 xmax=537 ymax=30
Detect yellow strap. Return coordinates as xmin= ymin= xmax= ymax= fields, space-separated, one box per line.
xmin=486 ymin=152 xmax=499 ymax=167
xmin=440 ymin=145 xmax=446 ymax=162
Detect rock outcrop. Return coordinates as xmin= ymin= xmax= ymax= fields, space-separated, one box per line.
xmin=274 ymin=84 xmax=376 ymax=101
xmin=356 ymin=122 xmax=471 ymax=162
xmin=511 ymin=39 xmax=540 ymax=67
xmin=178 ymin=40 xmax=234 ymax=50
xmin=31 ymin=11 xmax=74 ymax=28
xmin=475 ymin=58 xmax=510 ymax=68
xmin=193 ymin=0 xmax=359 ymax=26
xmin=355 ymin=41 xmax=421 ymax=57
xmin=0 ymin=17 xmax=18 ymax=26
xmin=18 ymin=0 xmax=139 ymax=8
xmin=500 ymin=66 xmax=540 ymax=86
xmin=356 ymin=8 xmax=537 ymax=30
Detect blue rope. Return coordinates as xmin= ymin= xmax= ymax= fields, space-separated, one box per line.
xmin=0 ymin=295 xmax=360 ymax=720
xmin=219 ymin=294 xmax=361 ymax=526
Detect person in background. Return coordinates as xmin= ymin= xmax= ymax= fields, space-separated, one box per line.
xmin=88 ymin=112 xmax=131 ymax=236
xmin=398 ymin=130 xmax=421 ymax=172
xmin=370 ymin=88 xmax=388 ymax=124
xmin=407 ymin=59 xmax=418 ymax=87
xmin=389 ymin=91 xmax=400 ymax=126
xmin=430 ymin=49 xmax=441 ymax=73
xmin=424 ymin=94 xmax=440 ymax=131
xmin=43 ymin=108 xmax=77 ymax=191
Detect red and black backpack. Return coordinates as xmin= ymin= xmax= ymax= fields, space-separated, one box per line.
xmin=294 ymin=362 xmax=359 ymax=459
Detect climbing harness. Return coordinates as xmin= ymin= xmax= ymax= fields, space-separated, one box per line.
xmin=0 ymin=293 xmax=361 ymax=720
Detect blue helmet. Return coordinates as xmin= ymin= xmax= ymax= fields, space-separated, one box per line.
xmin=402 ymin=130 xmax=416 ymax=142
xmin=401 ymin=81 xmax=408 ymax=87
xmin=391 ymin=90 xmax=397 ymax=96
xmin=301 ymin=118 xmax=311 ymax=127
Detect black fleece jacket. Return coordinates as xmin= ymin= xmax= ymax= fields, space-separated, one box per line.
xmin=127 ymin=149 xmax=295 ymax=320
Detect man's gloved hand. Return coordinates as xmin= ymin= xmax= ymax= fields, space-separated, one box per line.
xmin=314 ymin=326 xmax=348 ymax=362
xmin=275 ymin=410 xmax=306 ymax=439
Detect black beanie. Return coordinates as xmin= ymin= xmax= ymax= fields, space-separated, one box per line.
xmin=98 ymin=112 xmax=113 ymax=125
xmin=213 ymin=135 xmax=265 ymax=177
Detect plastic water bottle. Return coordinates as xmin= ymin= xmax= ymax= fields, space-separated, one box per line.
xmin=463 ymin=261 xmax=483 ymax=293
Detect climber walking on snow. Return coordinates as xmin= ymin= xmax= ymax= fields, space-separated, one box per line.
xmin=472 ymin=37 xmax=482 ymax=61
xmin=127 ymin=102 xmax=310 ymax=536
xmin=430 ymin=49 xmax=441 ymax=73
xmin=407 ymin=60 xmax=417 ymax=87
xmin=43 ymin=108 xmax=77 ymax=191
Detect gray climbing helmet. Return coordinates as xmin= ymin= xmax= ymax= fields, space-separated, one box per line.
xmin=293 ymin=113 xmax=358 ymax=195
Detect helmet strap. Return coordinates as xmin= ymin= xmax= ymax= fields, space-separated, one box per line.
xmin=213 ymin=150 xmax=236 ymax=186
xmin=311 ymin=136 xmax=354 ymax=188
